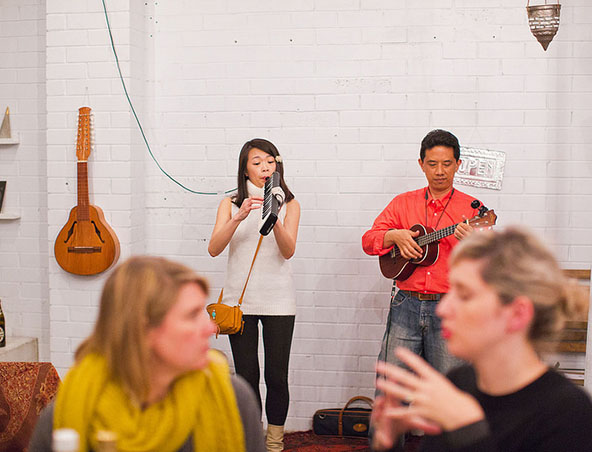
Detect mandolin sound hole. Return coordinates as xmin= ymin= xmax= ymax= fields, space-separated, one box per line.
xmin=64 ymin=221 xmax=77 ymax=243
xmin=91 ymin=221 xmax=106 ymax=243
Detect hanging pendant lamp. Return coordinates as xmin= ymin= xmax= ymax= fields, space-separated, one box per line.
xmin=526 ymin=0 xmax=561 ymax=51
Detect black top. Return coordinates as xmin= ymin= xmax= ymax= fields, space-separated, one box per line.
xmin=419 ymin=365 xmax=592 ymax=452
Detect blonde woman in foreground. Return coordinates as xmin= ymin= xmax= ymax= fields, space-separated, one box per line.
xmin=30 ymin=256 xmax=265 ymax=452
xmin=371 ymin=227 xmax=592 ymax=452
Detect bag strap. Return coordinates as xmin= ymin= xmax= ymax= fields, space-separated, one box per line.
xmin=238 ymin=234 xmax=264 ymax=306
xmin=342 ymin=395 xmax=373 ymax=410
xmin=338 ymin=396 xmax=374 ymax=436
xmin=217 ymin=234 xmax=264 ymax=307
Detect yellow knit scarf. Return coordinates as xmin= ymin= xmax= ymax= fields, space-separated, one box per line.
xmin=54 ymin=351 xmax=245 ymax=452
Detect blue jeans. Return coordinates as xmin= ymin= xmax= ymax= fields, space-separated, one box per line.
xmin=378 ymin=289 xmax=462 ymax=374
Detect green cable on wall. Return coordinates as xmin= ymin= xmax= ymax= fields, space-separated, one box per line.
xmin=100 ymin=0 xmax=236 ymax=196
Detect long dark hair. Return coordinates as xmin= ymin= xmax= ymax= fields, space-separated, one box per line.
xmin=233 ymin=138 xmax=295 ymax=207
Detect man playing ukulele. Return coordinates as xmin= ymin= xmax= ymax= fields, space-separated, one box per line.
xmin=362 ymin=129 xmax=480 ymax=375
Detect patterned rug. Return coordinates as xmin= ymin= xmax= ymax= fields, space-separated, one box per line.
xmin=0 ymin=362 xmax=61 ymax=452
xmin=284 ymin=431 xmax=370 ymax=451
xmin=284 ymin=431 xmax=422 ymax=452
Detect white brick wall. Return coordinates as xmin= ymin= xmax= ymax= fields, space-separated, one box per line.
xmin=0 ymin=0 xmax=591 ymax=433
xmin=147 ymin=1 xmax=592 ymax=430
xmin=46 ymin=0 xmax=147 ymax=373
xmin=0 ymin=0 xmax=48 ymax=359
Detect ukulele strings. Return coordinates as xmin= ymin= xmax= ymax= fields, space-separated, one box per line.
xmin=392 ymin=189 xmax=458 ymax=257
xmin=391 ymin=223 xmax=459 ymax=258
xmin=100 ymin=0 xmax=236 ymax=196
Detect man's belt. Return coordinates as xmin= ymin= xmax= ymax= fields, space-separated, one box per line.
xmin=399 ymin=290 xmax=445 ymax=301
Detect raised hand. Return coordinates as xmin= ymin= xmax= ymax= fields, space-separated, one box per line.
xmin=234 ymin=196 xmax=263 ymax=222
xmin=376 ymin=347 xmax=484 ymax=432
xmin=271 ymin=186 xmax=285 ymax=205
xmin=454 ymin=220 xmax=474 ymax=241
xmin=370 ymin=396 xmax=404 ymax=451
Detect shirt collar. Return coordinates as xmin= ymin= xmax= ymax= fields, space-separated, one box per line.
xmin=425 ymin=187 xmax=454 ymax=206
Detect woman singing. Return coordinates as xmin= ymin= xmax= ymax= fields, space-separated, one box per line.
xmin=209 ymin=138 xmax=300 ymax=452
xmin=371 ymin=227 xmax=592 ymax=452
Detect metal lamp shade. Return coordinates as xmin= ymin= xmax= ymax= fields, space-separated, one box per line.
xmin=526 ymin=2 xmax=561 ymax=51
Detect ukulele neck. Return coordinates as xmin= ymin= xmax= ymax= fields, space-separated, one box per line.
xmin=416 ymin=221 xmax=464 ymax=247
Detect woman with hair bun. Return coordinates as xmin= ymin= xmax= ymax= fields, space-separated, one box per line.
xmin=371 ymin=227 xmax=592 ymax=452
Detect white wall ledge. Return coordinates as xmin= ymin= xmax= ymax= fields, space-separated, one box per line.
xmin=0 ymin=336 xmax=39 ymax=362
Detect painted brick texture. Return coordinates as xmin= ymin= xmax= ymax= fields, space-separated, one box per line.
xmin=0 ymin=0 xmax=590 ymax=432
xmin=145 ymin=1 xmax=592 ymax=430
xmin=0 ymin=0 xmax=49 ymax=359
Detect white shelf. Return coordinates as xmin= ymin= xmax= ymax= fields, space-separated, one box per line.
xmin=0 ymin=336 xmax=39 ymax=362
xmin=0 ymin=136 xmax=19 ymax=145
xmin=0 ymin=212 xmax=20 ymax=220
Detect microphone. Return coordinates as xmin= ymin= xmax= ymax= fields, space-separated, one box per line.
xmin=471 ymin=200 xmax=481 ymax=209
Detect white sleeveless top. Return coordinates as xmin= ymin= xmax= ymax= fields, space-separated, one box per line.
xmin=221 ymin=180 xmax=296 ymax=316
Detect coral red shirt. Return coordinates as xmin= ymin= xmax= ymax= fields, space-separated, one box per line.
xmin=362 ymin=187 xmax=479 ymax=294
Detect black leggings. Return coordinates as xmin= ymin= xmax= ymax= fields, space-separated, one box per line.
xmin=229 ymin=315 xmax=295 ymax=426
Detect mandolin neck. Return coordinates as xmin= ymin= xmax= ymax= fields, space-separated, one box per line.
xmin=77 ymin=161 xmax=90 ymax=221
xmin=416 ymin=222 xmax=461 ymax=247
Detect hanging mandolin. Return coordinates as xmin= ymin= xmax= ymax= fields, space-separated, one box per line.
xmin=54 ymin=106 xmax=120 ymax=275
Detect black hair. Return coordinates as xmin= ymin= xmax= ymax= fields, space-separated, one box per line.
xmin=233 ymin=138 xmax=295 ymax=207
xmin=420 ymin=129 xmax=461 ymax=161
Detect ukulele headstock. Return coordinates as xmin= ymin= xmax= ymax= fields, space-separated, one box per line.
xmin=468 ymin=209 xmax=497 ymax=229
xmin=76 ymin=106 xmax=92 ymax=162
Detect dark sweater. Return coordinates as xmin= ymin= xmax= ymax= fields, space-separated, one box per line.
xmin=28 ymin=374 xmax=265 ymax=452
xmin=420 ymin=365 xmax=592 ymax=452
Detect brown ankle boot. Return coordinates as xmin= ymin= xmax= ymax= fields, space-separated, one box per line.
xmin=266 ymin=424 xmax=284 ymax=452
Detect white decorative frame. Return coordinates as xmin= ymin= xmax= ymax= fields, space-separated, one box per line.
xmin=455 ymin=147 xmax=506 ymax=191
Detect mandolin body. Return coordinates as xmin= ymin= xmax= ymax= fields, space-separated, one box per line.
xmin=54 ymin=205 xmax=120 ymax=276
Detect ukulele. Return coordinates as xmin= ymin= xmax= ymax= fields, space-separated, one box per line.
xmin=54 ymin=106 xmax=120 ymax=275
xmin=379 ymin=209 xmax=497 ymax=280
